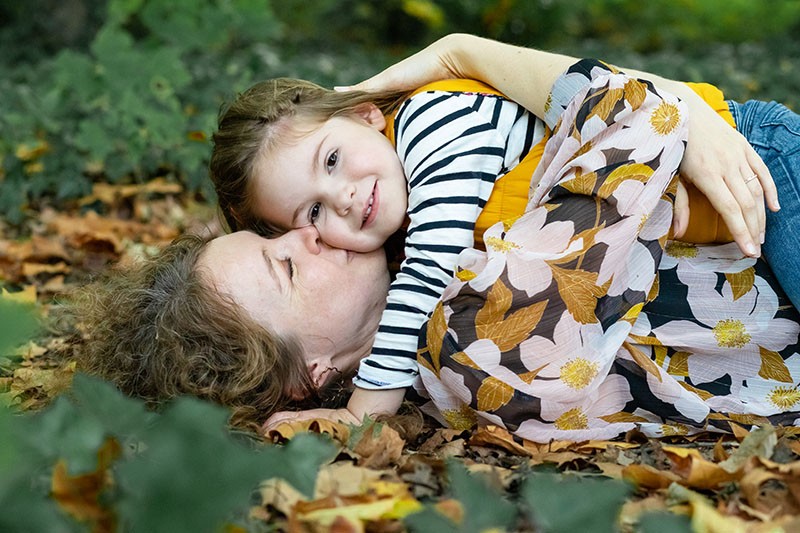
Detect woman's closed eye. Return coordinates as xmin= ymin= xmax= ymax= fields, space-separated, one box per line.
xmin=284 ymin=257 xmax=294 ymax=279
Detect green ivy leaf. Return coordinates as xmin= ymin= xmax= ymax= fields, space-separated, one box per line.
xmin=522 ymin=474 xmax=632 ymax=533
xmin=405 ymin=460 xmax=517 ymax=533
xmin=0 ymin=298 xmax=38 ymax=356
xmin=638 ymin=511 xmax=692 ymax=533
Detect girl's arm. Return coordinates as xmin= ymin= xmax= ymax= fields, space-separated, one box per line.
xmin=345 ymin=33 xmax=778 ymax=258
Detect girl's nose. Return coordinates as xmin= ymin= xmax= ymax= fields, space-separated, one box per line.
xmin=333 ymin=184 xmax=356 ymax=217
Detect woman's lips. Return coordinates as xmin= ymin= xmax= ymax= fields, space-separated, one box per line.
xmin=361 ymin=182 xmax=379 ymax=229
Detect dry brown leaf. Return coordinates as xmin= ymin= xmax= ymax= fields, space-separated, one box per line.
xmin=662 ymin=446 xmax=741 ymax=490
xmin=51 ymin=438 xmax=120 ymax=531
xmin=622 ymin=463 xmax=682 ymax=489
xmin=469 ymin=425 xmax=536 ymax=457
xmin=351 ymin=422 xmax=405 ymax=468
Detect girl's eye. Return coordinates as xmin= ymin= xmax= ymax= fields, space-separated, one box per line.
xmin=325 ymin=150 xmax=338 ymax=171
xmin=309 ymin=202 xmax=321 ymax=223
xmin=285 ymin=258 xmax=294 ymax=279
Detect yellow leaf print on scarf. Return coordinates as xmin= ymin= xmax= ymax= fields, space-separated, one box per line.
xmin=423 ymin=302 xmax=448 ymax=375
xmin=758 ymin=346 xmax=793 ymax=383
xmin=456 ymin=268 xmax=477 ymax=281
xmin=587 ymin=87 xmax=624 ymax=123
xmin=678 ymin=380 xmax=713 ymax=400
xmin=724 ymin=268 xmax=755 ymax=301
xmin=600 ymin=411 xmax=649 ymax=424
xmin=623 ymin=78 xmax=647 ymax=111
xmin=650 ymin=101 xmax=682 ymax=135
xmin=597 ymin=162 xmax=654 ymax=199
xmin=549 ymin=265 xmax=606 ymax=324
xmin=451 ymin=351 xmax=481 ymax=370
xmin=623 ymin=341 xmax=662 ymax=382
xmin=476 ymin=376 xmax=514 ymax=412
xmin=561 ymin=169 xmax=598 ymax=196
xmin=667 ymin=351 xmax=690 ymax=377
xmin=475 ymin=279 xmax=548 ymax=352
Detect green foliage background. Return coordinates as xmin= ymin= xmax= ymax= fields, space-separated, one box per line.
xmin=1 ymin=0 xmax=799 ymax=224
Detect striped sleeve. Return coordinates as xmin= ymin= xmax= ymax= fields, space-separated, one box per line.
xmin=354 ymin=90 xmax=543 ymax=389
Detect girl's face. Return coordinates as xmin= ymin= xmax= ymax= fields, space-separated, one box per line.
xmin=251 ymin=104 xmax=408 ymax=253
xmin=198 ymin=228 xmax=390 ymax=388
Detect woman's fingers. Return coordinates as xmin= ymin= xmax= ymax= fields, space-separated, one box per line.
xmin=672 ymin=180 xmax=689 ymax=238
xmin=747 ymin=146 xmax=780 ymax=211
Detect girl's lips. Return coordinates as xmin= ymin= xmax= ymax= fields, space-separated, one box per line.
xmin=361 ymin=182 xmax=379 ymax=229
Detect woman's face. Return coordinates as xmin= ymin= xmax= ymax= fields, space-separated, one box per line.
xmin=197 ymin=228 xmax=390 ymax=388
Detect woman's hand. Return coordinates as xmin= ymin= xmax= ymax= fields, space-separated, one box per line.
xmin=261 ymin=407 xmax=360 ymax=434
xmin=336 ymin=34 xmax=464 ymax=94
xmin=671 ymin=91 xmax=779 ymax=256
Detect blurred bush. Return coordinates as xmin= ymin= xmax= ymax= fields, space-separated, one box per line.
xmin=1 ymin=0 xmax=798 ymax=225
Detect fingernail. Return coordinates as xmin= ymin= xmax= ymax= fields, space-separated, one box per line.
xmin=760 ymin=232 xmax=765 ymax=244
xmin=746 ymin=242 xmax=758 ymax=256
xmin=333 ymin=86 xmax=350 ymax=92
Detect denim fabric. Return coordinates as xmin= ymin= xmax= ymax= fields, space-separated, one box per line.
xmin=729 ymin=99 xmax=800 ymax=309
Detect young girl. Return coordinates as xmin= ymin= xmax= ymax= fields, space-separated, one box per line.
xmin=209 ymin=42 xmax=778 ymax=427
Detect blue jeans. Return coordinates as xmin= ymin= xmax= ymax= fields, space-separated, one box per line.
xmin=729 ymin=100 xmax=800 ymax=309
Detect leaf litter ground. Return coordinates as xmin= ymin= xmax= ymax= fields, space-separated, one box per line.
xmin=2 ymin=180 xmax=800 ymax=532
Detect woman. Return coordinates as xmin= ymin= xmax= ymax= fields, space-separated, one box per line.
xmin=76 ymin=35 xmax=799 ymax=440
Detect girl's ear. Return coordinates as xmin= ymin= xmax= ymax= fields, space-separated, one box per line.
xmin=354 ymin=103 xmax=386 ymax=130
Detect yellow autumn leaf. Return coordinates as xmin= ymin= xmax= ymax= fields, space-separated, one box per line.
xmin=549 ymin=265 xmax=604 ymax=324
xmin=560 ymin=169 xmax=598 ymax=196
xmin=587 ymin=87 xmax=624 ymax=123
xmin=621 ymin=302 xmax=644 ymax=325
xmin=758 ymin=346 xmax=793 ymax=383
xmin=724 ymin=268 xmax=755 ymax=301
xmin=476 ymin=376 xmax=514 ymax=412
xmin=597 ymin=162 xmax=654 ymax=199
xmin=623 ymin=78 xmax=647 ymax=111
xmin=623 ymin=341 xmax=662 ymax=382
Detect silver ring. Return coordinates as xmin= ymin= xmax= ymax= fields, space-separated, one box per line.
xmin=745 ymin=174 xmax=758 ymax=184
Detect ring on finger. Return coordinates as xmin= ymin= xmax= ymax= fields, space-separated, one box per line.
xmin=745 ymin=174 xmax=758 ymax=184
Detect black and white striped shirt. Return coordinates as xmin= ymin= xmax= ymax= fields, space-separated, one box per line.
xmin=353 ymin=88 xmax=546 ymax=389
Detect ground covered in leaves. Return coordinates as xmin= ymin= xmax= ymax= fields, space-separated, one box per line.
xmin=2 ymin=181 xmax=800 ymax=532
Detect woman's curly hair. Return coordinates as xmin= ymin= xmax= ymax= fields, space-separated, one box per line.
xmin=72 ymin=233 xmax=313 ymax=430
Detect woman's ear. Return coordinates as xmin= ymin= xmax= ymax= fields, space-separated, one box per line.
xmin=354 ymin=103 xmax=386 ymax=130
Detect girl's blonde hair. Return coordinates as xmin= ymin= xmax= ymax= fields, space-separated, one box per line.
xmin=72 ymin=234 xmax=313 ymax=430
xmin=210 ymin=78 xmax=409 ymax=234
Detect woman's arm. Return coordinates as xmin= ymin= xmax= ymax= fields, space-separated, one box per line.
xmin=345 ymin=33 xmax=779 ymax=258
